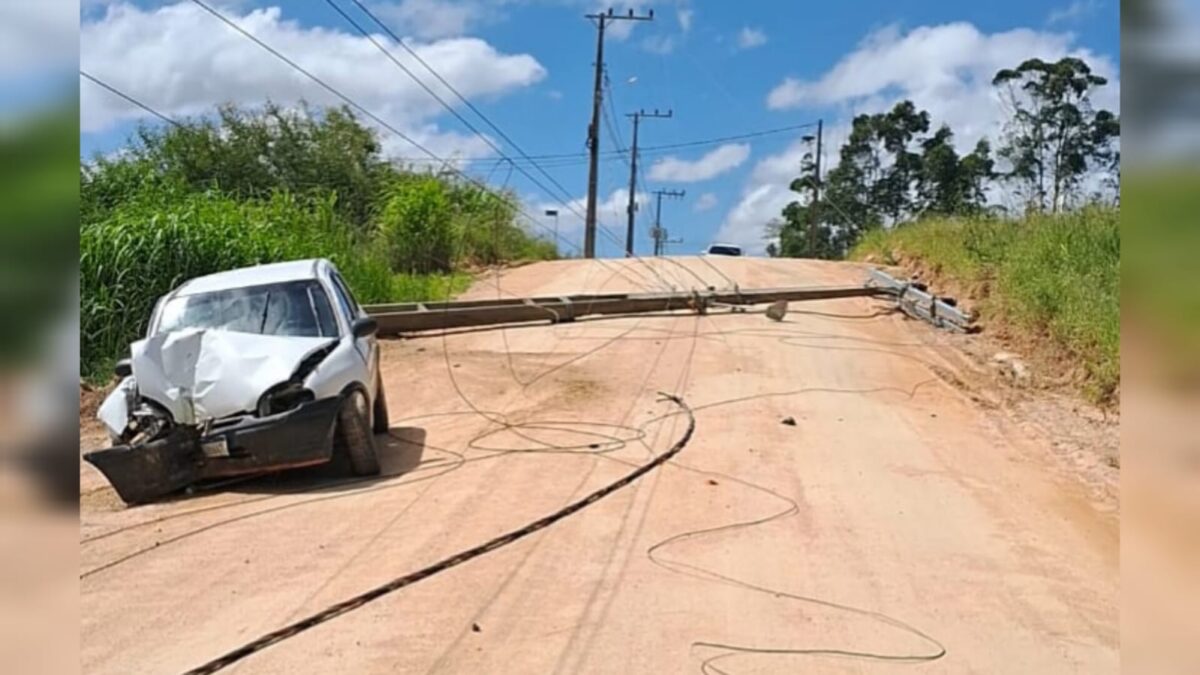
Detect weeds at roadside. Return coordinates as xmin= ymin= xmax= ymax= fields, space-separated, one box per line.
xmin=852 ymin=208 xmax=1119 ymax=403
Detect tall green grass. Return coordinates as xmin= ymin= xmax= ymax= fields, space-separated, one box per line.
xmin=376 ymin=175 xmax=557 ymax=273
xmin=79 ymin=104 xmax=559 ymax=382
xmin=81 ymin=189 xmax=429 ymax=380
xmin=852 ymin=207 xmax=1119 ymax=402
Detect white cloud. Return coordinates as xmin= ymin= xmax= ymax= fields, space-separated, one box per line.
xmin=532 ymin=187 xmax=647 ymax=249
xmin=677 ymin=8 xmax=694 ymax=33
xmin=80 ymin=2 xmax=546 ymax=160
xmin=693 ymin=192 xmax=718 ymax=212
xmin=714 ymin=184 xmax=785 ymax=254
xmin=1047 ymin=0 xmax=1101 ymax=25
xmin=765 ymin=22 xmax=1119 ymax=148
xmin=641 ymin=34 xmax=677 ymax=55
xmin=736 ymin=26 xmax=767 ymax=50
xmin=648 ymin=143 xmax=751 ymax=182
xmin=0 ymin=1 xmax=77 ymax=77
xmin=606 ymin=17 xmax=638 ymax=41
xmin=712 ymin=135 xmax=815 ymax=254
xmin=370 ymin=0 xmax=485 ymax=40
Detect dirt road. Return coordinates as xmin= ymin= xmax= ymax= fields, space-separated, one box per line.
xmin=80 ymin=257 xmax=1118 ymax=674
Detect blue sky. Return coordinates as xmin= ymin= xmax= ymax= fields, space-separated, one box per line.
xmin=79 ymin=0 xmax=1120 ymax=256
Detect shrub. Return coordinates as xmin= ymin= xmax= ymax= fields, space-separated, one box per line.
xmin=377 ymin=176 xmax=456 ymax=274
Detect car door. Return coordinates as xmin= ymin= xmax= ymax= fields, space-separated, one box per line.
xmin=327 ymin=270 xmax=378 ymax=396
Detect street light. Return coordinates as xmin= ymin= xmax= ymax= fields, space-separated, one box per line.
xmin=544 ymin=209 xmax=559 ymax=257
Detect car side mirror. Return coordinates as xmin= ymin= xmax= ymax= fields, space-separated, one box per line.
xmin=114 ymin=358 xmax=132 ymax=378
xmin=352 ymin=317 xmax=378 ymax=338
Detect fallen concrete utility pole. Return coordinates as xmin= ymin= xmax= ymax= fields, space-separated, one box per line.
xmin=364 ymin=268 xmax=974 ymax=335
xmin=865 ymin=268 xmax=975 ymax=332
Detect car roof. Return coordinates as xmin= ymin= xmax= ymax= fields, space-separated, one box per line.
xmin=708 ymin=243 xmax=742 ymax=250
xmin=173 ymin=259 xmax=328 ymax=297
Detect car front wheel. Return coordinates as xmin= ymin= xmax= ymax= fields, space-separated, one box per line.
xmin=336 ymin=390 xmax=380 ymax=476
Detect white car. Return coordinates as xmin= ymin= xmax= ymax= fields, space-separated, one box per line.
xmin=87 ymin=258 xmax=388 ymax=504
xmin=702 ymin=243 xmax=743 ymax=256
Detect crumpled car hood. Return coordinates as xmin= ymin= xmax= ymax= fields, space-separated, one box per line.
xmin=129 ymin=329 xmax=334 ymax=425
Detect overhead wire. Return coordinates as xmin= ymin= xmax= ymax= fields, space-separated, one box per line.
xmin=324 ymin=0 xmax=577 ymax=213
xmin=80 ymin=70 xmax=182 ymax=128
xmin=600 ymin=73 xmax=684 ymax=281
xmin=185 ymin=0 xmax=663 ymax=295
xmin=386 ymin=121 xmax=822 ymax=165
xmin=325 ymin=0 xmax=678 ymax=292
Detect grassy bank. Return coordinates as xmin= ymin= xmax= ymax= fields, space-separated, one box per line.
xmin=851 ymin=207 xmax=1119 ymax=403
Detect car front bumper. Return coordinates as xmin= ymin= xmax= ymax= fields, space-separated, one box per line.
xmin=84 ymin=395 xmax=343 ymax=504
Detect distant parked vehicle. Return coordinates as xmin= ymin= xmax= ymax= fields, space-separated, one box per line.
xmin=703 ymin=243 xmax=743 ymax=256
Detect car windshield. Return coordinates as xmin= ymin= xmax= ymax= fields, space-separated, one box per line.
xmin=708 ymin=245 xmax=742 ymax=256
xmin=156 ymin=280 xmax=339 ymax=338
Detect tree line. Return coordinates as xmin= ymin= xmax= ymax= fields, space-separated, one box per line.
xmin=82 ymin=102 xmax=556 ymax=274
xmin=769 ymin=56 xmax=1120 ymax=259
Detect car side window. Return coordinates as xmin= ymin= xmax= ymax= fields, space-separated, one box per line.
xmin=307 ymin=283 xmax=339 ymax=337
xmin=328 ymin=271 xmax=360 ymax=325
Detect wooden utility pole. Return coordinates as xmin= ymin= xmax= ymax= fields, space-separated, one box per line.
xmin=583 ymin=8 xmax=654 ymax=258
xmin=625 ymin=108 xmax=672 ymax=257
xmin=651 ymin=188 xmax=685 ymax=256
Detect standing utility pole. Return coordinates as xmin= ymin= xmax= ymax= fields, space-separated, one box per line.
xmin=651 ymin=188 xmax=685 ymax=256
xmin=808 ymin=118 xmax=823 ymax=258
xmin=625 ymin=108 xmax=672 ymax=257
xmin=583 ymin=8 xmax=654 ymax=258
xmin=544 ymin=209 xmax=559 ymax=257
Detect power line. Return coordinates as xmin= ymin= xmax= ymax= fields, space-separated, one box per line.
xmin=334 ymin=0 xmax=588 ymax=222
xmin=320 ymin=0 xmax=588 ymax=229
xmin=601 ymin=73 xmax=629 ymax=164
xmin=79 ymin=70 xmax=181 ymax=128
xmin=186 ymin=0 xmax=431 ymax=158
xmin=641 ymin=121 xmax=819 ymax=154
xmin=185 ymin=0 xmax=673 ymax=291
xmin=602 ymin=74 xmax=662 ymax=258
xmin=181 ymin=2 xmax=566 ymax=257
xmin=330 ymin=0 xmax=668 ymax=279
xmin=388 ymin=121 xmax=822 ymax=164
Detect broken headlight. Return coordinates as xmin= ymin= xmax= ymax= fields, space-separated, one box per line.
xmin=123 ymin=400 xmax=173 ymax=445
xmin=256 ymin=382 xmax=315 ymax=417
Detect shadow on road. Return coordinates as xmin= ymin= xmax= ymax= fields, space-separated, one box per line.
xmin=191 ymin=427 xmax=430 ymax=498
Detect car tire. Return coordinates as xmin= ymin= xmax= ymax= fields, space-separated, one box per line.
xmin=336 ymin=390 xmax=380 ymax=476
xmin=372 ymin=373 xmax=389 ymax=434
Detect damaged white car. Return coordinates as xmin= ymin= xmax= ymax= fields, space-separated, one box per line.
xmin=86 ymin=259 xmax=388 ymax=504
